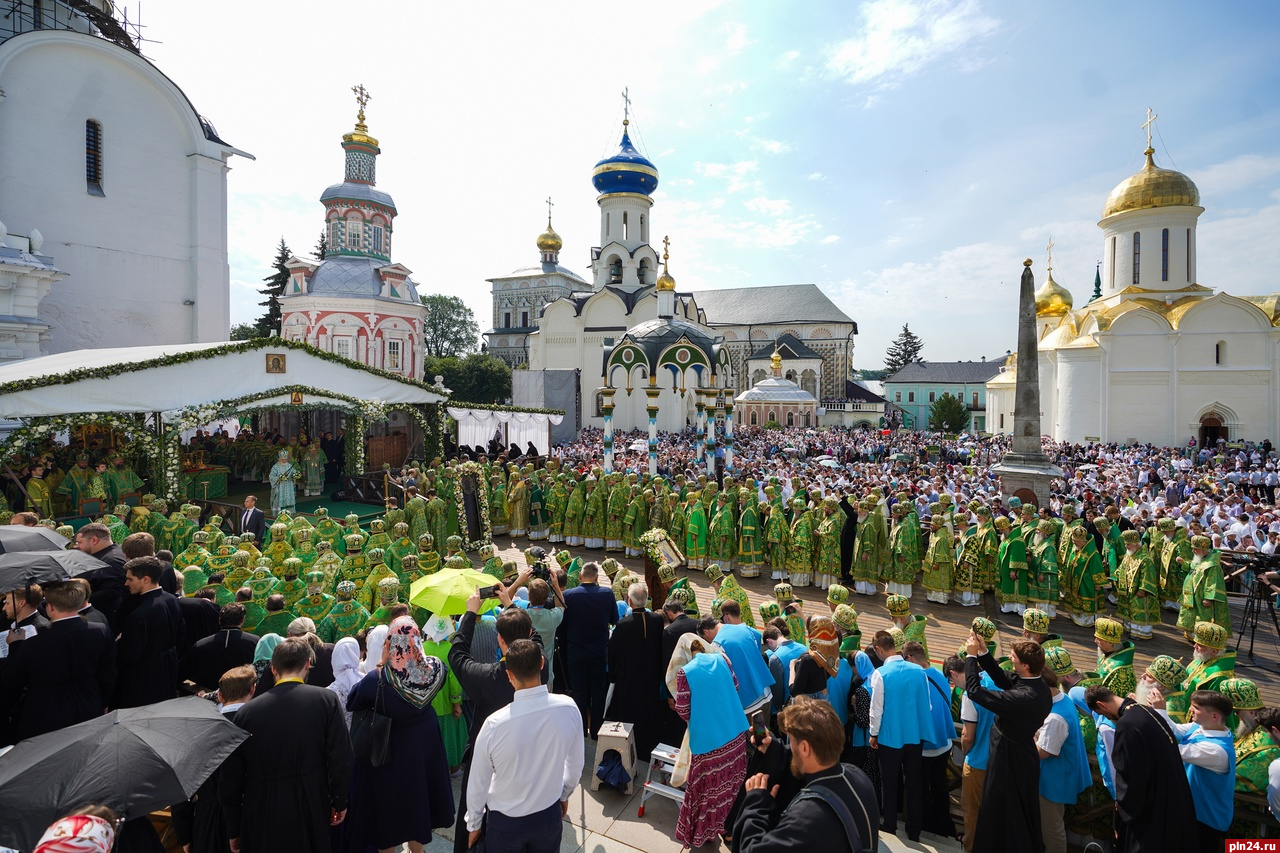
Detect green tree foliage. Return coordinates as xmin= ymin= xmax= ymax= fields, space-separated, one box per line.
xmin=420 ymin=294 xmax=480 ymax=358
xmin=883 ymin=324 xmax=924 ymax=377
xmin=928 ymin=392 xmax=971 ymax=433
xmin=424 ymin=353 xmax=511 ymax=404
xmin=229 ymin=323 xmax=262 ymax=341
xmin=255 ymin=238 xmax=291 ymax=337
xmin=314 ymin=229 xmax=327 ymax=261
xmin=853 ymin=368 xmax=890 ymax=381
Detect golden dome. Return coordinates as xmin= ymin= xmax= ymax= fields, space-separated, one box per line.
xmin=770 ymin=348 xmax=783 ymax=371
xmin=1102 ymin=148 xmax=1200 ymax=219
xmin=655 ymin=234 xmax=676 ymax=291
xmin=1035 ymin=268 xmax=1073 ymax=317
xmin=536 ymin=217 xmax=562 ymax=253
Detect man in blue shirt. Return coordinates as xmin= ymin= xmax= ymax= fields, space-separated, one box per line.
xmin=701 ymin=605 xmax=775 ymax=716
xmin=868 ymin=630 xmax=932 ymax=841
xmin=562 ymin=560 xmax=617 ymax=738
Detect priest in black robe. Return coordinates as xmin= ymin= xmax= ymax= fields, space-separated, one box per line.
xmin=964 ymin=633 xmax=1053 ymax=853
xmin=605 ymin=585 xmax=665 ymax=759
xmin=838 ymin=494 xmax=858 ymax=583
xmin=1085 ymin=686 xmax=1196 ymax=853
xmin=220 ymin=638 xmax=353 ymax=853
xmin=113 ymin=557 xmax=182 ymax=709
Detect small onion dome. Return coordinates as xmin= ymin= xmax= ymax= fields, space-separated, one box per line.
xmin=1102 ymin=147 xmax=1200 ymax=219
xmin=592 ymin=123 xmax=659 ymax=197
xmin=1035 ymin=268 xmax=1073 ymax=317
xmin=655 ymin=268 xmax=676 ymax=291
xmin=536 ymin=218 xmax=562 ymax=253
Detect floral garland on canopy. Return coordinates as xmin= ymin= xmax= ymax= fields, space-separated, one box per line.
xmin=639 ymin=527 xmax=671 ymax=571
xmin=453 ymin=460 xmax=492 ymax=551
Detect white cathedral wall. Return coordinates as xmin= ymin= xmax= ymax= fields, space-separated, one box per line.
xmin=1100 ymin=206 xmax=1199 ymax=296
xmin=0 ymin=31 xmax=235 ymax=353
xmin=1055 ymin=350 xmax=1102 ymax=442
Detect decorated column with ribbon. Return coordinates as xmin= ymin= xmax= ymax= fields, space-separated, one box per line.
xmin=704 ymin=389 xmax=718 ymax=478
xmin=694 ymin=397 xmax=706 ymax=461
xmin=645 ymin=383 xmax=661 ymax=477
xmin=601 ymin=387 xmax=616 ymax=474
xmin=723 ymin=392 xmax=735 ymax=473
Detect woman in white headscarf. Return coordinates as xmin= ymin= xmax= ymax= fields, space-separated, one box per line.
xmin=361 ymin=624 xmax=389 ymax=675
xmin=327 ymin=636 xmax=362 ymax=728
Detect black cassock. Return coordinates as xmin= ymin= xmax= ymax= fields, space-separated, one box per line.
xmin=220 ymin=682 xmax=354 ymax=853
xmin=965 ymin=651 xmax=1052 ymax=853
xmin=113 ymin=588 xmax=182 ymax=709
xmin=171 ymin=709 xmax=240 ymax=853
xmin=838 ymin=497 xmax=858 ymax=580
xmin=605 ymin=609 xmax=666 ymax=760
xmin=1112 ymin=699 xmax=1196 ymax=852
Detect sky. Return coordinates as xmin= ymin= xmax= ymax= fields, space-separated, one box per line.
xmin=140 ymin=0 xmax=1280 ymax=370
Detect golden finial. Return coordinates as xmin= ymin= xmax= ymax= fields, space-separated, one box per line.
xmin=770 ymin=345 xmax=783 ymax=374
xmin=352 ymin=84 xmax=372 ymax=132
xmin=1024 ymin=258 xmax=1033 ymax=267
xmin=655 ymin=235 xmax=676 ymax=292
xmin=1045 ymin=235 xmax=1055 ymax=272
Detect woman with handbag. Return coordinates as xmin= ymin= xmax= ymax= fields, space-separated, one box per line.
xmin=345 ymin=615 xmax=455 ymax=853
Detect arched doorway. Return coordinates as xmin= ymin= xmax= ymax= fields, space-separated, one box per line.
xmin=1013 ymin=487 xmax=1040 ymax=509
xmin=1200 ymin=413 xmax=1226 ymax=446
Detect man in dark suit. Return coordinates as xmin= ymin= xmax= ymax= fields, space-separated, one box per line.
xmin=179 ymin=603 xmax=259 ymax=692
xmin=239 ymin=495 xmax=267 ymax=541
xmin=114 ymin=556 xmax=183 ymax=708
xmin=2 ymin=583 xmax=49 ymax=637
xmin=75 ymin=521 xmax=129 ymax=622
xmin=71 ymin=577 xmax=111 ymax=628
xmin=1 ymin=581 xmax=115 ymax=742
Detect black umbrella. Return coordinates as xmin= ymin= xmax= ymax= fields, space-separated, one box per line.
xmin=0 ymin=525 xmax=69 ymax=554
xmin=0 ymin=550 xmax=107 ymax=593
xmin=0 ymin=696 xmax=250 ymax=852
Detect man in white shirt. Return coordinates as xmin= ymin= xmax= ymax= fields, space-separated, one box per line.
xmin=466 ymin=638 xmax=584 ymax=853
xmin=1156 ymin=689 xmax=1236 ymax=852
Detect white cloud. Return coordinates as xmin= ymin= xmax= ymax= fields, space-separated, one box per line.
xmin=724 ymin=22 xmax=753 ymax=54
xmin=694 ymin=160 xmax=760 ymax=193
xmin=825 ymin=0 xmax=1000 ymax=89
xmin=1194 ymin=154 xmax=1280 ymax=198
xmin=821 ymin=234 xmax=841 ymax=244
xmin=752 ymin=138 xmax=794 ymax=154
xmin=806 ymin=172 xmax=826 ymax=181
xmin=777 ymin=50 xmax=801 ymax=69
xmin=744 ymin=196 xmax=793 ymax=216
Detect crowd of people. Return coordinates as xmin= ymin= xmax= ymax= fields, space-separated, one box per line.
xmin=2 ymin=422 xmax=1280 ymax=852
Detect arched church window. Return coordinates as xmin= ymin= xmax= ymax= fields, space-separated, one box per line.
xmin=1187 ymin=228 xmax=1192 ymax=279
xmin=787 ymin=411 xmax=794 ymax=427
xmin=521 ymin=311 xmax=529 ymax=328
xmin=85 ymin=120 xmax=104 ymax=194
xmin=640 ymin=214 xmax=646 ymax=242
xmin=595 ymin=392 xmax=606 ymax=418
xmin=623 ymin=212 xmax=629 ymax=241
xmin=1109 ymin=237 xmax=1116 ymax=289
xmin=1161 ymin=229 xmax=1169 ymax=281
xmin=638 ymin=259 xmax=649 ymax=286
xmin=1132 ymin=232 xmax=1141 ymax=284
xmin=1216 ymin=340 xmax=1225 ymax=365
xmin=372 ymin=225 xmax=385 ymax=254
xmin=750 ymin=412 xmax=758 ymax=426
xmin=609 ymin=257 xmax=622 ymax=284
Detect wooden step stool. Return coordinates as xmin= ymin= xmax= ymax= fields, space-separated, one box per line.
xmin=638 ymin=741 xmax=684 ymax=817
xmin=591 ymin=720 xmax=636 ymax=795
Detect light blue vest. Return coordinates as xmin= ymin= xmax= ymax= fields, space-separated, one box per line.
xmin=922 ymin=667 xmax=955 ymax=752
xmin=1068 ymin=685 xmax=1115 ymax=796
xmin=768 ymin=640 xmax=807 ymax=705
xmin=682 ymin=652 xmax=749 ymax=754
xmin=1180 ymin=725 xmax=1237 ymax=831
xmin=876 ymin=658 xmax=932 ymax=749
xmin=717 ymin=623 xmax=775 ymax=709
xmin=826 ymin=658 xmax=853 ymax=725
xmin=1039 ymin=693 xmax=1092 ymax=804
xmin=965 ymin=672 xmax=998 ymax=770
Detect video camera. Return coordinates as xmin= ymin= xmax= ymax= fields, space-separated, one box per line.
xmin=526 ymin=546 xmax=553 ymax=583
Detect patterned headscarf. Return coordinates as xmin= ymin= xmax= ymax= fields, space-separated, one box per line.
xmin=34 ymin=815 xmax=115 ymax=853
xmin=807 ymin=615 xmax=841 ymax=678
xmin=384 ymin=615 xmax=445 ymax=710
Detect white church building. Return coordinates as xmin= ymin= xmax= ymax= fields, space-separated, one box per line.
xmin=987 ymin=133 xmax=1280 ymax=446
xmin=0 ymin=1 xmax=249 ymax=359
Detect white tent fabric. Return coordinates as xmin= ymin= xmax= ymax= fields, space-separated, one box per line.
xmin=0 ymin=342 xmax=448 ymax=418
xmin=448 ymin=407 xmax=564 ymax=455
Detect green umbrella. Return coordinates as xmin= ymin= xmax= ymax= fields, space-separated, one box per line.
xmin=409 ymin=567 xmax=501 ymax=616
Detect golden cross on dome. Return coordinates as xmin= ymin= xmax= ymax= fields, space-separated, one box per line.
xmin=1142 ymin=107 xmax=1158 ymax=149
xmin=1046 ymin=235 xmax=1055 ymax=271
xmin=546 ymin=196 xmax=554 ymax=220
xmin=662 ymin=235 xmax=670 ymax=263
xmin=352 ymin=84 xmax=372 ymax=123
xmin=621 ymin=87 xmax=632 ymax=126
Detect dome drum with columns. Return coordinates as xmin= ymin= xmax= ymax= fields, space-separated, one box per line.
xmin=279 ymin=88 xmax=426 ymax=380
xmin=989 ymin=117 xmax=1280 ymax=446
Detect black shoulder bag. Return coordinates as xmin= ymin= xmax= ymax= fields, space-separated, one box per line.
xmin=794 ymin=783 xmax=875 ymax=853
xmin=349 ymin=670 xmax=392 ymax=767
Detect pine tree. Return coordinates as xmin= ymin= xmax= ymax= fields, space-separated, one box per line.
xmin=314 ymin=229 xmax=327 ymax=261
xmin=883 ymin=324 xmax=924 ymax=377
xmin=928 ymin=392 xmax=971 ymax=433
xmin=255 ymin=238 xmax=291 ymax=337
xmin=1090 ymin=263 xmax=1102 ymax=302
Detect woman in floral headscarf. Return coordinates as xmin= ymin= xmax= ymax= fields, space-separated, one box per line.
xmin=345 ymin=616 xmax=454 ymax=853
xmin=33 ymin=809 xmax=116 ymax=853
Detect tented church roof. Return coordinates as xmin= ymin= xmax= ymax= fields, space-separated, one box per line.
xmin=0 ymin=339 xmax=448 ymax=418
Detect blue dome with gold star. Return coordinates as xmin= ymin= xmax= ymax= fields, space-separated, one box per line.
xmin=592 ymin=125 xmax=659 ymax=197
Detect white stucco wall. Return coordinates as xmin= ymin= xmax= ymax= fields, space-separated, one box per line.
xmin=0 ymin=30 xmax=245 ymax=354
